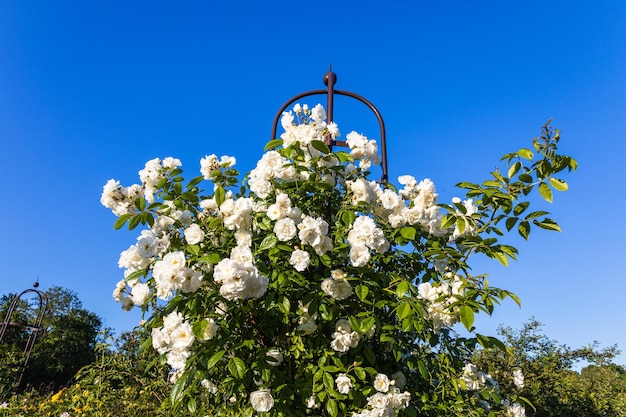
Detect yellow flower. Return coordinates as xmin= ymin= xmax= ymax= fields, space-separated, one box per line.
xmin=51 ymin=390 xmax=64 ymax=403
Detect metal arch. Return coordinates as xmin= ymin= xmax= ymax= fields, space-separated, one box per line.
xmin=0 ymin=283 xmax=48 ymax=390
xmin=271 ymin=69 xmax=389 ymax=183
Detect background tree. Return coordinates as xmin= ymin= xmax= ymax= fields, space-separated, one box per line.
xmin=0 ymin=286 xmax=103 ymax=395
xmin=472 ymin=319 xmax=626 ymax=417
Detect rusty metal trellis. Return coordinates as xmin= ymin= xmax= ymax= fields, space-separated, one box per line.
xmin=0 ymin=281 xmax=48 ymax=389
xmin=271 ymin=68 xmax=389 ymax=183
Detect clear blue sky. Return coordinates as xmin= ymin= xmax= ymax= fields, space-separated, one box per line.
xmin=1 ymin=1 xmax=625 ymax=365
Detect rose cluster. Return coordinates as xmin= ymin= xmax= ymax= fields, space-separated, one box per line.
xmin=101 ymin=103 xmax=533 ymax=416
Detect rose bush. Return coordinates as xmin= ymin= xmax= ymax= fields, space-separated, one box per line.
xmin=102 ymin=104 xmax=576 ymax=416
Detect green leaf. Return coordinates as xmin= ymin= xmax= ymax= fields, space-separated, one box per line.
xmin=518 ymin=148 xmax=533 ymax=160
xmin=441 ymin=214 xmax=456 ymax=229
xmin=396 ymin=301 xmax=412 ymax=320
xmin=476 ymin=334 xmax=507 ymax=351
xmin=187 ymin=244 xmax=200 ymax=256
xmin=518 ymin=221 xmax=530 ymax=240
xmin=355 ymin=285 xmax=369 ymax=302
xmin=538 ymin=182 xmax=553 ymax=203
xmin=396 ymin=280 xmax=409 ymax=297
xmin=113 ymin=214 xmax=131 ymax=230
xmin=187 ymin=397 xmax=197 ymax=413
xmin=228 ymin=357 xmax=246 ymax=379
xmin=280 ymin=296 xmax=291 ymax=315
xmin=513 ymin=201 xmax=529 ymax=216
xmin=128 ymin=214 xmax=142 ymax=230
xmin=505 ymin=216 xmax=518 ymax=231
xmin=456 ymin=181 xmax=479 ymax=190
xmin=208 ymin=217 xmax=222 ymax=228
xmin=323 ymin=372 xmax=334 ymax=391
xmin=507 ymin=292 xmax=522 ymax=307
xmin=455 ymin=217 xmax=466 ymax=235
xmin=214 ymin=185 xmax=226 ymax=207
xmin=258 ymin=234 xmax=278 ymax=251
xmin=518 ymin=173 xmax=533 ymax=183
xmin=341 ymin=209 xmax=356 ymax=226
xmin=533 ymin=218 xmax=561 ymax=232
xmin=418 ymin=360 xmax=428 ymax=379
xmin=483 ymin=180 xmax=501 ymax=188
xmin=186 ymin=175 xmax=204 ymax=189
xmin=508 ymin=161 xmax=521 ymax=179
xmin=206 ymin=350 xmax=226 ymax=370
xmin=492 ymin=250 xmax=509 ymax=267
xmin=134 ymin=197 xmax=146 ymax=211
xmin=524 ymin=210 xmax=549 ymax=220
xmin=460 ymin=305 xmax=474 ymax=331
xmin=313 ymin=369 xmax=323 ymax=384
xmin=170 ymin=373 xmax=186 ymax=407
xmin=311 ymin=140 xmax=331 ymax=154
xmin=361 ymin=317 xmax=375 ymax=334
xmin=354 ymin=367 xmax=366 ymax=380
xmin=199 ymin=253 xmax=221 ymax=264
xmin=264 ymin=139 xmax=283 ymax=151
xmin=549 ymin=177 xmax=568 ymax=191
xmin=400 ymin=226 xmax=416 ymax=240
xmin=348 ymin=316 xmax=360 ymax=334
xmin=326 ymin=399 xmax=339 ymax=417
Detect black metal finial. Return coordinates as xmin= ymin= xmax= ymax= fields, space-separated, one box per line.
xmin=323 ymin=66 xmax=337 ymax=88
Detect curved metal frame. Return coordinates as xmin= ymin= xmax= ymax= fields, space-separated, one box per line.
xmin=0 ymin=283 xmax=48 ymax=389
xmin=271 ymin=69 xmax=388 ymax=183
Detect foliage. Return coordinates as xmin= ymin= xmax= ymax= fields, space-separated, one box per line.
xmin=0 ymin=328 xmax=197 ymax=416
xmin=101 ymin=105 xmax=576 ymax=416
xmin=472 ymin=319 xmax=626 ymax=416
xmin=0 ymin=286 xmax=103 ymax=398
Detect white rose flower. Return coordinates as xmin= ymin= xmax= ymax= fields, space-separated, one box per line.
xmin=136 ymin=231 xmax=159 ymax=258
xmin=274 ymin=218 xmax=297 ymax=241
xmin=327 ymin=121 xmax=340 ymax=138
xmin=321 ymin=278 xmax=334 ymax=296
xmin=335 ymin=373 xmax=352 ymax=394
xmin=184 ymin=223 xmax=205 ymax=245
xmin=306 ymin=395 xmax=320 ymax=409
xmin=200 ymin=154 xmax=220 ymax=179
xmin=374 ymin=373 xmax=390 ymax=393
xmin=349 ymin=245 xmax=371 ymax=267
xmin=170 ymin=322 xmax=195 ymax=350
xmin=162 ymin=311 xmax=183 ymax=331
xmin=513 ymin=369 xmax=524 ymax=389
xmin=506 ymin=402 xmax=525 ymax=417
xmin=131 ymin=282 xmax=152 ymax=306
xmin=166 ymin=348 xmax=190 ymax=370
xmin=250 ymin=389 xmax=274 ymax=412
xmin=202 ymin=318 xmax=218 ymax=341
xmin=367 ymin=392 xmax=389 ymax=409
xmin=388 ymin=389 xmax=411 ymax=410
xmin=151 ymin=327 xmax=169 ymax=354
xmin=332 ymin=280 xmax=352 ymax=300
xmin=201 ymin=379 xmax=218 ymax=394
xmin=289 ymin=249 xmax=310 ymax=272
xmin=310 ymin=103 xmax=326 ymax=123
xmin=181 ymin=267 xmax=202 ymax=293
xmin=220 ymin=155 xmax=236 ymax=168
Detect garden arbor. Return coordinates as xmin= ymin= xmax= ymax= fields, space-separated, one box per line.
xmin=0 ymin=281 xmax=48 ymax=390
